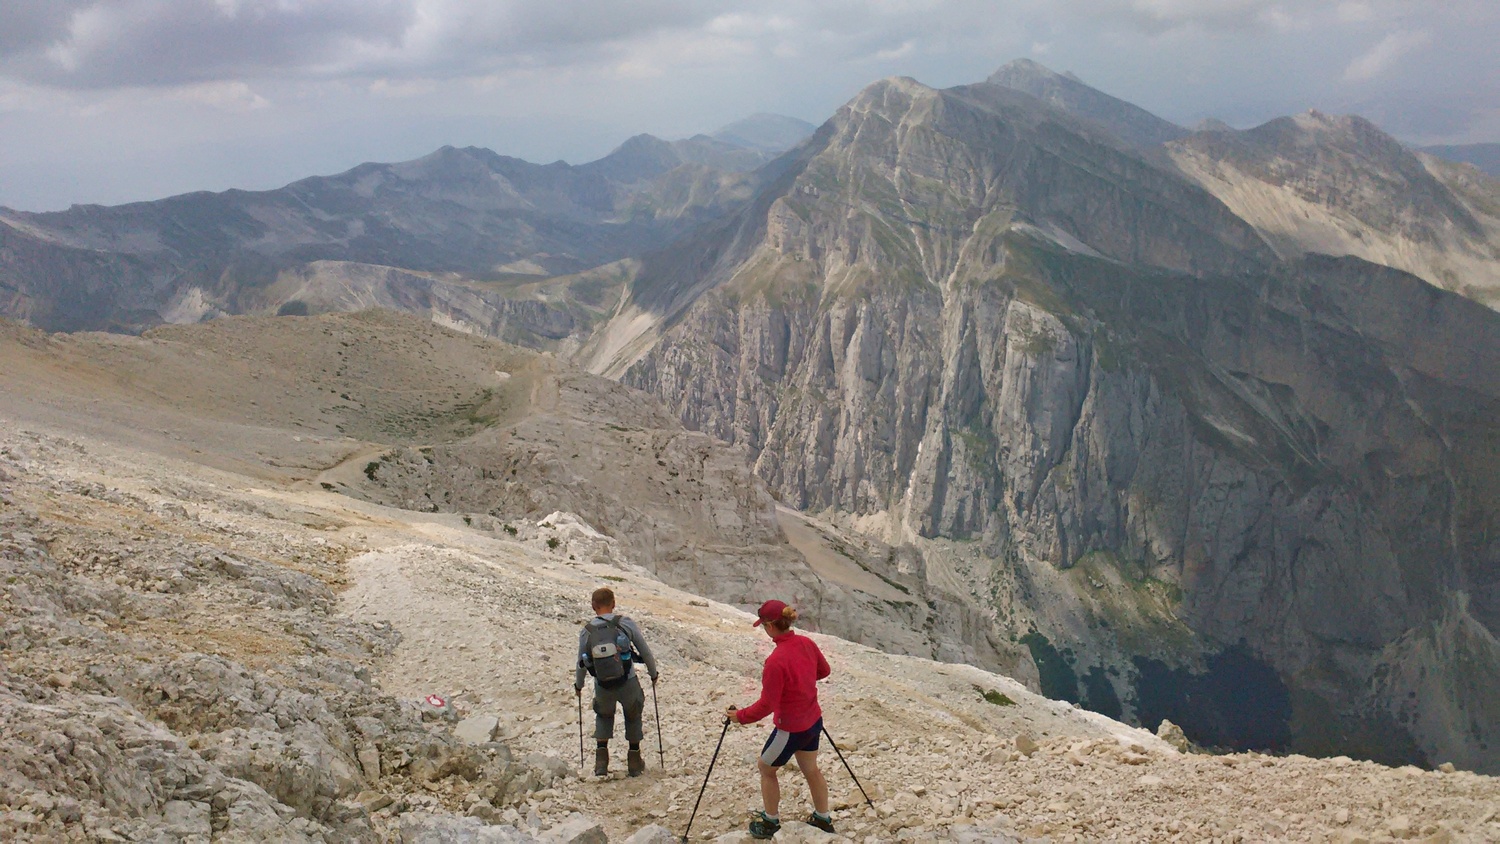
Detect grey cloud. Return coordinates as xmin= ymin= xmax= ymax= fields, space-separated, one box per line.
xmin=468 ymin=1 xmax=715 ymax=50
xmin=396 ymin=0 xmax=725 ymax=78
xmin=1087 ymin=0 xmax=1321 ymax=34
xmin=5 ymin=0 xmax=1496 ymax=94
xmin=0 ymin=0 xmax=94 ymax=52
xmin=0 ymin=0 xmax=740 ymax=90
xmin=1 ymin=0 xmax=414 ymax=88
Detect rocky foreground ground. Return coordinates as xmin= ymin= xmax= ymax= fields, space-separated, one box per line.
xmin=0 ymin=312 xmax=1496 ymax=843
xmin=2 ymin=420 xmax=1498 ymax=843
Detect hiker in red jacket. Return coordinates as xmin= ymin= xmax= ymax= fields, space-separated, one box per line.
xmin=726 ymin=600 xmax=834 ymax=838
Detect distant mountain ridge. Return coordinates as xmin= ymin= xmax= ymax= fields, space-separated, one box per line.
xmin=0 ymin=119 xmax=809 ymax=334
xmin=711 ymin=113 xmax=818 ymax=152
xmin=1421 ymin=142 xmax=1500 ymax=177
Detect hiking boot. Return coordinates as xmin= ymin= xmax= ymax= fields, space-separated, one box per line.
xmin=748 ymin=811 xmax=780 ymax=839
xmin=806 ymin=812 xmax=835 ymax=833
xmin=593 ymin=746 xmax=609 ymax=776
xmin=627 ymin=747 xmax=645 ymax=777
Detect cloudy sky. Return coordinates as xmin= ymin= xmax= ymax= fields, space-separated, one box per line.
xmin=2 ymin=0 xmax=1496 ymax=211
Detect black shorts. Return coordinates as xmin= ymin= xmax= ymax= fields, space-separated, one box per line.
xmin=759 ymin=717 xmax=823 ymax=767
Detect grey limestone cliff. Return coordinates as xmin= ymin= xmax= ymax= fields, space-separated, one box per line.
xmin=608 ymin=74 xmax=1500 ymax=772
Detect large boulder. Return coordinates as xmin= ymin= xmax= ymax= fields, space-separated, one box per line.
xmin=541 ymin=812 xmax=608 ymax=843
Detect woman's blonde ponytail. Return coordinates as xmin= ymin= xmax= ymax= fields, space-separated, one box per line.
xmin=768 ymin=605 xmax=798 ymax=632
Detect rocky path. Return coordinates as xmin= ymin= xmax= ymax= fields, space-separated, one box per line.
xmin=338 ymin=520 xmax=1500 ymax=843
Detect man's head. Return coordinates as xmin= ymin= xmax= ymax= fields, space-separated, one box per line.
xmin=591 ymin=587 xmax=616 ymax=614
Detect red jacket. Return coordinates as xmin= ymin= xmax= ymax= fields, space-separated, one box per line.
xmin=735 ymin=630 xmax=830 ymax=732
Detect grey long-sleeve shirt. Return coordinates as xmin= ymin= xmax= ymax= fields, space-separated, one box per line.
xmin=575 ymin=613 xmax=658 ymax=690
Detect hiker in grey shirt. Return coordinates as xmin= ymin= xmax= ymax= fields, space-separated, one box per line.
xmin=575 ymin=587 xmax=659 ymax=776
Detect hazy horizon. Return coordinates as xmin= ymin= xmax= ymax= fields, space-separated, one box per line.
xmin=3 ymin=1 xmax=1497 ymax=212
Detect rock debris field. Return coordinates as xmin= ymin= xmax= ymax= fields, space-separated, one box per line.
xmin=2 ymin=426 xmax=1497 ymax=843
xmin=0 ymin=313 xmax=1496 ymax=842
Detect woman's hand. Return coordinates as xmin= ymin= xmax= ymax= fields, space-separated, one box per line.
xmin=724 ymin=705 xmax=738 ymax=722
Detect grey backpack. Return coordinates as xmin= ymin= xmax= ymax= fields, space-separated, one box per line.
xmin=584 ymin=618 xmax=632 ymax=687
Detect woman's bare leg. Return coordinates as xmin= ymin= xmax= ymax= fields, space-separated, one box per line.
xmin=756 ymin=758 xmax=781 ymax=816
xmin=794 ymin=750 xmax=829 ymax=815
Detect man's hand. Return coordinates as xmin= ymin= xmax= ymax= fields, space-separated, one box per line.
xmin=651 ymin=674 xmax=660 ymax=685
xmin=575 ymin=687 xmax=582 ymax=697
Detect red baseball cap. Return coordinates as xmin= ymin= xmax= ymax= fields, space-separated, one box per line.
xmin=752 ymin=599 xmax=789 ymax=627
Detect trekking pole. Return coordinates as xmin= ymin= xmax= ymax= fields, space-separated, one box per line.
xmin=821 ymin=725 xmax=875 ymax=810
xmin=652 ymin=678 xmax=665 ymax=770
xmin=577 ymin=690 xmax=585 ymax=772
xmin=681 ymin=716 xmax=732 ymax=843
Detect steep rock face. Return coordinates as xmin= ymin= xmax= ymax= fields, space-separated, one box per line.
xmin=614 ymin=75 xmax=1500 ymax=771
xmin=630 ymin=233 xmax=1500 ymax=771
xmin=1168 ymin=112 xmax=1500 ymax=308
xmin=614 ymin=71 xmax=1276 ymax=502
xmin=588 ymin=74 xmax=1271 ymax=379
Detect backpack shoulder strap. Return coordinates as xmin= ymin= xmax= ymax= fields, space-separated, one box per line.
xmin=604 ymin=616 xmax=636 ymax=654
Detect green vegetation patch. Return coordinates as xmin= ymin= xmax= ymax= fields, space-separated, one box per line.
xmin=974 ymin=685 xmax=1016 ymax=706
xmin=1069 ymin=549 xmax=1194 ymax=654
xmin=952 ymin=425 xmax=997 ymax=473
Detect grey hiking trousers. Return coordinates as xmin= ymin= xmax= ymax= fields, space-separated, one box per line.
xmin=592 ymin=674 xmax=645 ymax=742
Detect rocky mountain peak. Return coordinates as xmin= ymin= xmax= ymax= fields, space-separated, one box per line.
xmin=984 ymin=57 xmax=1188 ymax=149
xmin=710 ymin=112 xmax=817 ymax=153
xmin=1167 ymin=107 xmax=1500 ymax=306
xmin=579 ymin=133 xmax=682 ymax=182
xmin=847 ymin=75 xmax=935 ymax=110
